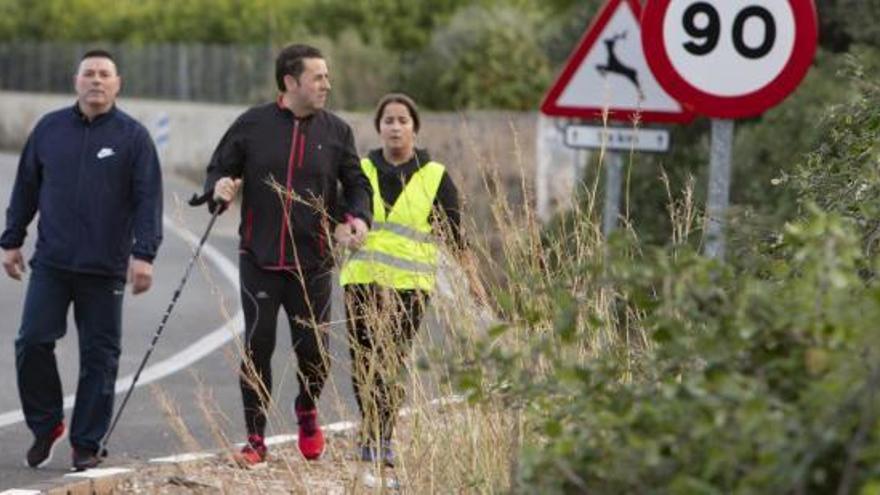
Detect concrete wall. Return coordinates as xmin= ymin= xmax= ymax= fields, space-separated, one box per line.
xmin=0 ymin=91 xmax=585 ymax=225
xmin=0 ymin=91 xmax=535 ymax=206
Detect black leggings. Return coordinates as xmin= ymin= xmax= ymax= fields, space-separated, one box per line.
xmin=344 ymin=284 xmax=427 ymax=445
xmin=239 ymin=254 xmax=332 ymax=437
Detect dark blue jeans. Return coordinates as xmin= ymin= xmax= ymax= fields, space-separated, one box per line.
xmin=14 ymin=263 xmax=124 ymax=452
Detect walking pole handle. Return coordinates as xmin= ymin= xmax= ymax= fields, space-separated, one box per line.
xmin=188 ymin=190 xmax=228 ymax=214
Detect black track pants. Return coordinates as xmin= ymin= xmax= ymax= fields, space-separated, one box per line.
xmin=344 ymin=283 xmax=426 ymax=445
xmin=239 ymin=254 xmax=332 ymax=437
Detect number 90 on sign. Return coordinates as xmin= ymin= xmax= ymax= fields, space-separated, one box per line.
xmin=642 ymin=0 xmax=817 ymax=119
xmin=665 ymin=1 xmax=794 ymax=97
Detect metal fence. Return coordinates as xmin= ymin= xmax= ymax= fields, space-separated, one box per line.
xmin=0 ymin=42 xmax=276 ymax=104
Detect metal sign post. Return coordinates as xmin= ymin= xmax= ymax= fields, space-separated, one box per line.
xmin=704 ymin=119 xmax=734 ymax=259
xmin=602 ymin=152 xmax=624 ymax=236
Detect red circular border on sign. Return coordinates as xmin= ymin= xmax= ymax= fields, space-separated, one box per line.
xmin=642 ymin=0 xmax=818 ymax=119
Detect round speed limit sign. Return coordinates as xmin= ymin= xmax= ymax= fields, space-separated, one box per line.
xmin=642 ymin=0 xmax=817 ymax=119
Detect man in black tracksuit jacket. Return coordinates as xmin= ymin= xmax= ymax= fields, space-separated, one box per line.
xmin=0 ymin=50 xmax=163 ymax=471
xmin=204 ymin=43 xmax=372 ymax=464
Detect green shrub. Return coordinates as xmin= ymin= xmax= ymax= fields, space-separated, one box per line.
xmin=780 ymin=50 xmax=880 ymax=260
xmin=453 ymin=66 xmax=880 ymax=489
xmin=457 ymin=209 xmax=880 ymax=493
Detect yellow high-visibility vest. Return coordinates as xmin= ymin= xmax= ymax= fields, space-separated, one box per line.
xmin=340 ymin=157 xmax=445 ymax=291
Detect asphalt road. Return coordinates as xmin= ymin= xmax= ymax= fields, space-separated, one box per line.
xmin=0 ymin=151 xmax=395 ymax=490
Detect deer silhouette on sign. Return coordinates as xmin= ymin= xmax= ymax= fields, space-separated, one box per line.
xmin=596 ymin=31 xmax=644 ymax=100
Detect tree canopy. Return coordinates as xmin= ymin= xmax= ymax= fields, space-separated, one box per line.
xmin=0 ymin=0 xmax=875 ymax=112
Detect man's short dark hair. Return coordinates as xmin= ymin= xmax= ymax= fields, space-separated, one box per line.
xmin=81 ymin=49 xmax=115 ymax=62
xmin=79 ymin=49 xmax=118 ymax=73
xmin=275 ymin=44 xmax=323 ymax=91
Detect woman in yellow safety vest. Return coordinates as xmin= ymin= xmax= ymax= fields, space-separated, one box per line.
xmin=335 ymin=93 xmax=467 ymax=467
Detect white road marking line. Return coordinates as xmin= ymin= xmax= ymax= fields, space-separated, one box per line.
xmin=0 ymin=490 xmax=42 ymax=495
xmin=64 ymin=467 xmax=133 ymax=479
xmin=149 ymin=452 xmax=216 ymax=464
xmin=0 ymin=216 xmax=242 ymax=429
xmin=264 ymin=434 xmax=298 ymax=446
xmin=323 ymin=420 xmax=359 ymax=433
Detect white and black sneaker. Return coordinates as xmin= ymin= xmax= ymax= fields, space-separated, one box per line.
xmin=25 ymin=422 xmax=66 ymax=468
xmin=359 ymin=441 xmax=400 ymax=490
xmin=361 ymin=466 xmax=401 ymax=490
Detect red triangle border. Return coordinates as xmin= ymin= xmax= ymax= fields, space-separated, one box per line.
xmin=540 ymin=0 xmax=695 ymax=124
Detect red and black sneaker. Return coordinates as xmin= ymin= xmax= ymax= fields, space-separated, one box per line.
xmin=234 ymin=434 xmax=267 ymax=466
xmin=295 ymin=406 xmax=324 ymax=460
xmin=25 ymin=422 xmax=66 ymax=468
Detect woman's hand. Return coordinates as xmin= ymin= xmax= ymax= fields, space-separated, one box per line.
xmin=334 ymin=222 xmax=353 ymax=248
xmin=334 ymin=217 xmax=368 ymax=249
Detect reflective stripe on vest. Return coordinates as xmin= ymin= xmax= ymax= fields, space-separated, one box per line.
xmin=340 ymin=158 xmax=445 ymax=291
xmin=347 ymin=250 xmax=435 ymax=273
xmin=372 ymin=221 xmax=433 ymax=243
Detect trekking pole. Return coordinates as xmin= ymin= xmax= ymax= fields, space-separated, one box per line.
xmin=99 ymin=193 xmax=225 ymax=457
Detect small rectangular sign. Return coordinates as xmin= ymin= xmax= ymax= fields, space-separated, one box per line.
xmin=564 ymin=125 xmax=670 ymax=152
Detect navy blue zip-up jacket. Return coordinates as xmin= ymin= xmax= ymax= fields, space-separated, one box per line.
xmin=0 ymin=104 xmax=163 ymax=278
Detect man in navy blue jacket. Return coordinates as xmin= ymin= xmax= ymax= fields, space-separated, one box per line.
xmin=0 ymin=49 xmax=163 ymax=471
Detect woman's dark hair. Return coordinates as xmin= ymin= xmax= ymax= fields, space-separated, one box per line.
xmin=373 ymin=93 xmax=420 ymax=133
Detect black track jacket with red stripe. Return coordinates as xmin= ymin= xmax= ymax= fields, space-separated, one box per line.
xmin=203 ymin=102 xmax=372 ymax=272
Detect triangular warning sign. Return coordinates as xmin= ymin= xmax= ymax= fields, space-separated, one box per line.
xmin=541 ymin=0 xmax=694 ymax=123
